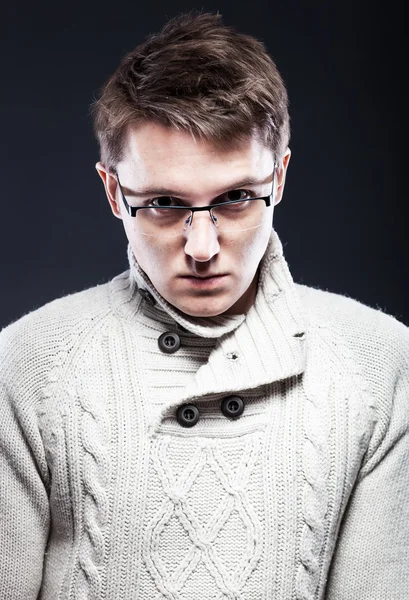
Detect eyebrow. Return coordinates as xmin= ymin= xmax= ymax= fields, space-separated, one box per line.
xmin=119 ymin=176 xmax=272 ymax=198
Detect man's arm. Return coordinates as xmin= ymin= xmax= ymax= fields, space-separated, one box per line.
xmin=325 ymin=363 xmax=409 ymax=599
xmin=0 ymin=382 xmax=50 ymax=599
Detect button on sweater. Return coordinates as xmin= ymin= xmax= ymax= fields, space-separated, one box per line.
xmin=0 ymin=230 xmax=408 ymax=600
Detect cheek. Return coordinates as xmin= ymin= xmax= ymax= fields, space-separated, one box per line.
xmin=229 ymin=225 xmax=271 ymax=266
xmin=131 ymin=235 xmax=179 ymax=283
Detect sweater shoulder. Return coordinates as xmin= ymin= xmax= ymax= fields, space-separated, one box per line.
xmin=1 ymin=279 xmax=112 ymax=336
xmin=295 ymin=283 xmax=409 ymax=380
xmin=0 ymin=280 xmax=114 ymax=389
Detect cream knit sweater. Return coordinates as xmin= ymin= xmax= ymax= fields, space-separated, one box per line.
xmin=0 ymin=230 xmax=408 ymax=600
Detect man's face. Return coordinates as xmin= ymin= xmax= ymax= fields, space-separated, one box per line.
xmin=97 ymin=122 xmax=290 ymax=317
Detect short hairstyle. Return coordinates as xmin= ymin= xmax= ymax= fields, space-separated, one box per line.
xmin=91 ymin=11 xmax=290 ymax=171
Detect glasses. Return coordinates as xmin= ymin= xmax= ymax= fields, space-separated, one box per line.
xmin=114 ymin=168 xmax=276 ymax=238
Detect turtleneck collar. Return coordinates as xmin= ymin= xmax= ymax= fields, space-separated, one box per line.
xmin=126 ymin=243 xmax=245 ymax=339
xmin=124 ymin=228 xmax=303 ymax=340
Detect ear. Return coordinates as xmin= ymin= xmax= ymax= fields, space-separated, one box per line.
xmin=274 ymin=148 xmax=291 ymax=206
xmin=95 ymin=161 xmax=123 ymax=219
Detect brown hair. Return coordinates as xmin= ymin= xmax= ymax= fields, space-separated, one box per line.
xmin=90 ymin=11 xmax=290 ymax=171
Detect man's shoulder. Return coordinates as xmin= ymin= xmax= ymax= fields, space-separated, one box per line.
xmin=0 ymin=279 xmax=114 ymax=383
xmin=296 ymin=282 xmax=407 ymax=328
xmin=295 ymin=282 xmax=409 ymax=373
xmin=2 ymin=278 xmax=112 ymax=334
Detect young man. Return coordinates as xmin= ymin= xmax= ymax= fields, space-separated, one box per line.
xmin=0 ymin=12 xmax=408 ymax=600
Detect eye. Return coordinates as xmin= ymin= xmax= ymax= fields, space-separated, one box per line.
xmin=149 ymin=197 xmax=179 ymax=208
xmin=222 ymin=189 xmax=253 ymax=202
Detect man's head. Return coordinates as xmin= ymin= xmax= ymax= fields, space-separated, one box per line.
xmin=92 ymin=12 xmax=291 ymax=317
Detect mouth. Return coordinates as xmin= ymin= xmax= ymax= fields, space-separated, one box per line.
xmin=181 ymin=274 xmax=226 ymax=279
xmin=179 ymin=274 xmax=228 ymax=287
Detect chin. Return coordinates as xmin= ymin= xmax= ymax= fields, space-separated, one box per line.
xmin=173 ymin=298 xmax=235 ymax=318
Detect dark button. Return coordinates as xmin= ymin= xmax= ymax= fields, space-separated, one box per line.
xmin=138 ymin=288 xmax=156 ymax=306
xmin=221 ymin=395 xmax=245 ymax=419
xmin=158 ymin=331 xmax=181 ymax=354
xmin=177 ymin=403 xmax=200 ymax=427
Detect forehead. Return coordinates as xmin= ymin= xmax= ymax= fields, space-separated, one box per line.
xmin=119 ymin=122 xmax=274 ymax=194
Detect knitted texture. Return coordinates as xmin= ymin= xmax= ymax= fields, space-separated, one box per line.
xmin=0 ymin=229 xmax=408 ymax=600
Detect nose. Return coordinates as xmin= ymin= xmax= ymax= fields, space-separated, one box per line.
xmin=183 ymin=210 xmax=220 ymax=262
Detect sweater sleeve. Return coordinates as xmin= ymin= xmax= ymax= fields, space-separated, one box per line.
xmin=0 ymin=380 xmax=50 ymax=599
xmin=325 ymin=357 xmax=409 ymax=599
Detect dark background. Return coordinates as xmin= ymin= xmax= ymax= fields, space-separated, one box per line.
xmin=1 ymin=0 xmax=407 ymax=330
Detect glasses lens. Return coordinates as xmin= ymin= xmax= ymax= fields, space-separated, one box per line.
xmin=211 ymin=199 xmax=267 ymax=233
xmin=133 ymin=199 xmax=268 ymax=237
xmin=135 ymin=207 xmax=192 ymax=237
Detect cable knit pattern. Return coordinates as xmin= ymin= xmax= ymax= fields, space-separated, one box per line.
xmin=296 ymin=341 xmax=331 ymax=600
xmin=0 ymin=229 xmax=408 ymax=600
xmin=75 ymin=332 xmax=111 ymax=600
xmin=78 ymin=366 xmax=109 ymax=600
xmin=143 ymin=433 xmax=263 ymax=598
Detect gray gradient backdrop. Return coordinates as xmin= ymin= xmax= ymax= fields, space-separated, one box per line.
xmin=1 ymin=0 xmax=407 ymax=330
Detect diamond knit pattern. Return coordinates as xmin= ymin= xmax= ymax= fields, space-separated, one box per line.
xmin=142 ymin=433 xmax=263 ymax=599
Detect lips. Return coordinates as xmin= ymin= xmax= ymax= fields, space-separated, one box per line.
xmin=180 ymin=274 xmax=226 ymax=279
xmin=179 ymin=274 xmax=228 ymax=287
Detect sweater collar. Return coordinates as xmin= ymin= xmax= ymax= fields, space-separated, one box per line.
xmin=119 ymin=230 xmax=307 ymax=414
xmin=126 ymin=245 xmax=245 ymax=339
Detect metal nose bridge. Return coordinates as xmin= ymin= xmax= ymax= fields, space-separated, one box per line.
xmin=185 ymin=205 xmax=218 ymax=229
